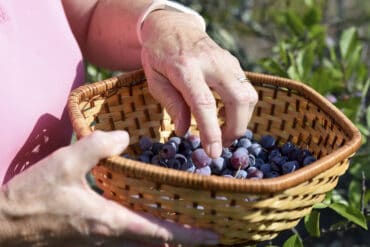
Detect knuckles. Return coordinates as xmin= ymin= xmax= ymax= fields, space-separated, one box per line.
xmin=189 ymin=91 xmax=216 ymax=110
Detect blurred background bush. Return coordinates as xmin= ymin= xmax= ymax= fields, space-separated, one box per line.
xmin=86 ymin=0 xmax=370 ymax=246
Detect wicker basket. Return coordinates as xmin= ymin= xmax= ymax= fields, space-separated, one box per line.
xmin=68 ymin=69 xmax=361 ymax=246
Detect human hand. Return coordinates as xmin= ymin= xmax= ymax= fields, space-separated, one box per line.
xmin=2 ymin=131 xmax=219 ymax=247
xmin=140 ymin=10 xmax=258 ymax=159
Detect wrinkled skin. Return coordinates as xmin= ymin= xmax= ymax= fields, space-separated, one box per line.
xmin=1 ymin=131 xmax=218 ymax=247
xmin=141 ymin=10 xmax=258 ymax=158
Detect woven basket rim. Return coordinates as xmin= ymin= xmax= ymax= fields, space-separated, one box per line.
xmin=68 ymin=69 xmax=362 ymax=193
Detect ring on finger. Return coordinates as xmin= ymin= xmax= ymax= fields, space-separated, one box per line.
xmin=236 ymin=75 xmax=251 ymax=84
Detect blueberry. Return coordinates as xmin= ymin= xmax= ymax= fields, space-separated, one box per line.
xmin=195 ymin=166 xmax=212 ymax=176
xmin=175 ymin=153 xmax=187 ymax=166
xmin=210 ymin=157 xmax=226 ymax=175
xmin=151 ymin=154 xmax=161 ymax=165
xmin=247 ymin=143 xmax=262 ymax=157
xmin=169 ymin=136 xmax=182 ymax=146
xmin=257 ymin=149 xmax=268 ymax=162
xmin=254 ymin=158 xmax=265 ymax=168
xmin=151 ymin=142 xmax=164 ymax=154
xmin=298 ymin=149 xmax=312 ymax=163
xmin=268 ymin=149 xmax=281 ymax=161
xmin=282 ymin=161 xmax=299 ymax=174
xmin=222 ymin=148 xmax=233 ymax=159
xmin=247 ymin=167 xmax=263 ymax=179
xmin=191 ymin=148 xmax=212 ymax=168
xmin=260 ymin=163 xmax=272 ymax=174
xmin=160 ymin=142 xmax=177 ymax=159
xmin=178 ymin=140 xmax=192 ymax=157
xmin=265 ymin=170 xmax=280 ymax=178
xmin=182 ymin=159 xmax=196 ymax=172
xmin=248 ymin=154 xmax=256 ymax=167
xmin=243 ymin=129 xmax=253 ymax=140
xmin=287 ymin=147 xmax=300 ymax=161
xmin=139 ymin=136 xmax=152 ymax=151
xmin=270 ymin=162 xmax=281 ymax=172
xmin=158 ymin=158 xmax=168 ymax=167
xmin=234 ymin=169 xmax=248 ymax=179
xmin=237 ymin=138 xmax=252 ymax=149
xmin=229 ymin=139 xmax=239 ymax=150
xmin=260 ymin=135 xmax=276 ymax=149
xmin=230 ymin=147 xmax=249 ymax=170
xmin=303 ymin=155 xmax=317 ymax=166
xmin=271 ymin=155 xmax=288 ymax=166
xmin=167 ymin=158 xmax=181 ymax=170
xmin=186 ymin=134 xmax=201 ymax=150
xmin=139 ymin=153 xmax=152 ymax=163
xmin=281 ymin=141 xmax=295 ymax=155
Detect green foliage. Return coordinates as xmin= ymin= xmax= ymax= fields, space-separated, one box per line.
xmin=328 ymin=203 xmax=368 ymax=230
xmin=283 ymin=234 xmax=304 ymax=247
xmin=304 ymin=210 xmax=321 ymax=237
xmin=255 ymin=0 xmax=369 ymax=245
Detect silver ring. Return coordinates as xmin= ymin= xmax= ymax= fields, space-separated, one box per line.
xmin=237 ymin=76 xmax=250 ymax=84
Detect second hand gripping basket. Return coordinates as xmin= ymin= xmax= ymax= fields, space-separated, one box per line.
xmin=68 ymin=69 xmax=361 ymax=246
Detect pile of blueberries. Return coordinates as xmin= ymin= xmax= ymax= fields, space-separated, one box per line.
xmin=124 ymin=130 xmax=317 ymax=179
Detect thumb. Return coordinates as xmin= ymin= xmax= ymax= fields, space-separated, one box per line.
xmin=67 ymin=130 xmax=129 ymax=175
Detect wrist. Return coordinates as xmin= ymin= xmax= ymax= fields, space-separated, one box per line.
xmin=137 ymin=0 xmax=206 ymax=45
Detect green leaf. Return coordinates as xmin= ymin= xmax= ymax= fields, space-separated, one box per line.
xmin=285 ymin=11 xmax=305 ymax=36
xmin=283 ymin=234 xmax=304 ymax=247
xmin=296 ymin=44 xmax=315 ymax=80
xmin=328 ymin=203 xmax=368 ymax=230
xmin=259 ymin=59 xmax=289 ymax=78
xmin=331 ymin=190 xmax=349 ymax=205
xmin=313 ymin=202 xmax=329 ymax=209
xmin=335 ymin=97 xmax=361 ymax=121
xmin=303 ymin=6 xmax=321 ymax=27
xmin=288 ymin=65 xmax=301 ymax=81
xmin=278 ymin=42 xmax=289 ymax=65
xmin=349 ymin=158 xmax=370 ymax=179
xmin=304 ymin=210 xmax=321 ymax=237
xmin=339 ymin=27 xmax=358 ymax=60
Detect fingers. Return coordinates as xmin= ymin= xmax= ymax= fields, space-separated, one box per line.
xmin=209 ymin=73 xmax=258 ymax=146
xmin=168 ymin=61 xmax=222 ymax=158
xmin=88 ymin=195 xmax=219 ymax=246
xmin=144 ymin=65 xmax=191 ymax=136
xmin=59 ymin=130 xmax=129 ymax=177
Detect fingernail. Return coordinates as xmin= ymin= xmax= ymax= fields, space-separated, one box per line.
xmin=207 ymin=142 xmax=222 ymax=158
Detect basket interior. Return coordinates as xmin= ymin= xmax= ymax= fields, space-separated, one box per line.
xmin=79 ymin=74 xmax=349 ymax=162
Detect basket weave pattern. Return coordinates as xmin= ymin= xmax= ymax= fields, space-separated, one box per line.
xmin=68 ymin=70 xmax=361 ymax=245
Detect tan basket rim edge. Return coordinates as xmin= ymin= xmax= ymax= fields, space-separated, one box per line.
xmin=68 ymin=70 xmax=362 ymax=193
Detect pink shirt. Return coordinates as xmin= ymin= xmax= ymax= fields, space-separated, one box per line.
xmin=0 ymin=1 xmax=84 ymax=184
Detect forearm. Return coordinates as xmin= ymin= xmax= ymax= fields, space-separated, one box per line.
xmin=63 ymin=0 xmax=154 ymax=70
